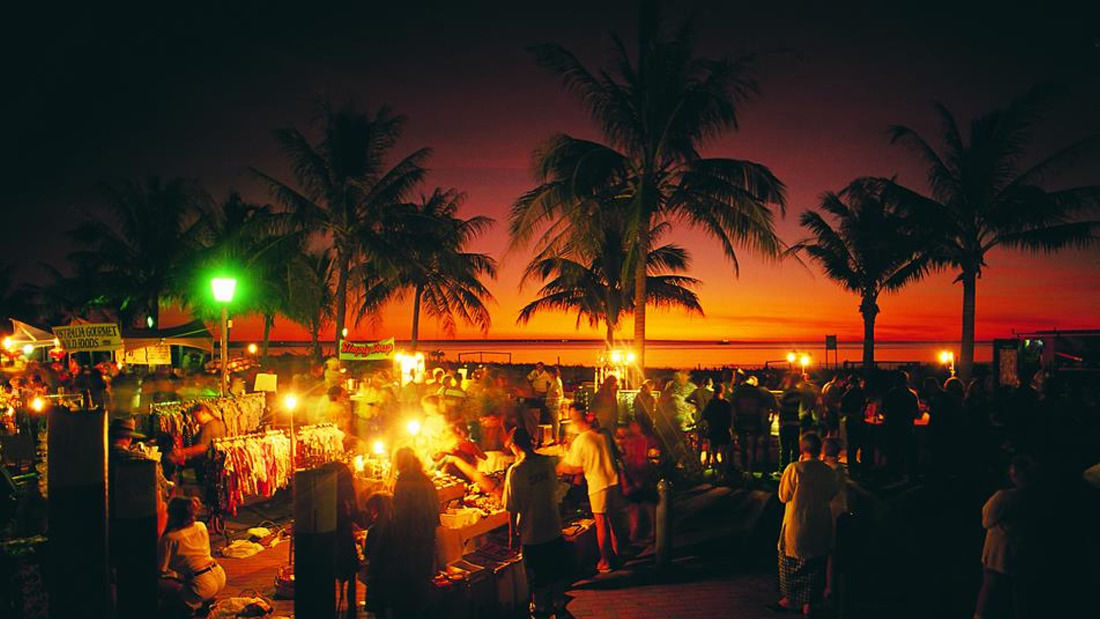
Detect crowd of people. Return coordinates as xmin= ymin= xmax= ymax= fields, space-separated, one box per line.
xmin=4 ymin=348 xmax=1098 ymax=619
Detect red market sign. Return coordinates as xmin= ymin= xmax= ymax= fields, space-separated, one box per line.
xmin=338 ymin=337 xmax=395 ymax=361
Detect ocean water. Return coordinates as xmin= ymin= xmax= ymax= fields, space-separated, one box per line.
xmin=259 ymin=339 xmax=992 ymax=369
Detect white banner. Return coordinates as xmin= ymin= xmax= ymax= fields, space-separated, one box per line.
xmin=123 ymin=344 xmax=171 ymax=365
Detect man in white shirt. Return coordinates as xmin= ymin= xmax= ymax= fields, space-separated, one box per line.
xmin=527 ymin=362 xmax=553 ymax=399
xmin=557 ymin=403 xmax=624 ymax=573
xmin=504 ymin=427 xmax=567 ymax=617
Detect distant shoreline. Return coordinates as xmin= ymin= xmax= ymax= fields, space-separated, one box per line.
xmin=246 ymin=338 xmax=997 ymax=346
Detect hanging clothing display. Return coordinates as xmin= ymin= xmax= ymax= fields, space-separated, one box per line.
xmin=295 ymin=424 xmax=346 ymax=469
xmin=205 ymin=424 xmax=345 ymax=517
xmin=207 ymin=431 xmax=292 ymax=516
xmin=149 ymin=394 xmax=266 ymax=450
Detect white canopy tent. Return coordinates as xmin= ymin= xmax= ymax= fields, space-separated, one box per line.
xmin=4 ymin=319 xmax=58 ymax=350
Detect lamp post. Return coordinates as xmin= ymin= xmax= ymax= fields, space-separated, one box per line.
xmin=799 ymin=354 xmax=811 ymax=375
xmin=211 ymin=277 xmax=237 ymax=396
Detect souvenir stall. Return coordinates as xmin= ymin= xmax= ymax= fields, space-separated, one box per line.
xmin=349 ymin=433 xmax=528 ymax=617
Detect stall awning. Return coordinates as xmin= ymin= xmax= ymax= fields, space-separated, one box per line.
xmin=7 ymin=319 xmax=57 ymax=348
xmin=120 ymin=320 xmax=214 ymax=353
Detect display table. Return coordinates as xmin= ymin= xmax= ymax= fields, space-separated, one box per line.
xmin=436 ymin=510 xmax=509 ymax=565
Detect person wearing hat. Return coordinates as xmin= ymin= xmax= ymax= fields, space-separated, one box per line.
xmin=110 ymin=416 xmax=171 ymax=532
xmin=109 ymin=416 xmax=147 ymax=462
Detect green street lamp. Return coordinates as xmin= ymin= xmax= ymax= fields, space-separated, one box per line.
xmin=211 ymin=277 xmax=237 ymax=395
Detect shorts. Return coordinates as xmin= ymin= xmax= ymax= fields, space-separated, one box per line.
xmin=523 ymin=537 xmax=568 ymax=588
xmin=589 ymin=485 xmax=622 ymax=514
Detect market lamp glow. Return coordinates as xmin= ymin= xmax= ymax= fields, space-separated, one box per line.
xmin=371 ymin=440 xmax=386 ymax=456
xmin=211 ymin=277 xmax=237 ymax=303
xmin=938 ymin=350 xmax=955 ymax=365
xmin=799 ymin=354 xmax=811 ymax=368
xmin=786 ymin=351 xmax=797 ymax=364
xmin=406 ymin=419 xmax=422 ymax=436
xmin=30 ymin=397 xmax=44 ymax=412
xmin=283 ymin=394 xmax=299 ymax=413
xmin=3 ymin=337 xmax=13 ymax=351
xmin=22 ymin=344 xmax=34 ymax=357
xmin=247 ymin=343 xmax=258 ymax=355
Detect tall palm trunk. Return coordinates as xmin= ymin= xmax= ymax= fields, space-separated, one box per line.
xmin=959 ymin=269 xmax=977 ymax=380
xmin=334 ymin=246 xmax=351 ymax=344
xmin=261 ymin=312 xmax=274 ymax=360
xmin=410 ymin=283 xmax=424 ymax=351
xmin=632 ymin=216 xmax=651 ymax=375
xmin=310 ymin=323 xmax=322 ymax=361
xmin=859 ymin=295 xmax=879 ymax=372
xmin=605 ymin=320 xmax=616 ymax=348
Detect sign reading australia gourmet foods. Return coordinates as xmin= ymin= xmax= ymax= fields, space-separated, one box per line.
xmin=338 ymin=337 xmax=396 ymax=361
xmin=53 ymin=323 xmax=123 ymax=352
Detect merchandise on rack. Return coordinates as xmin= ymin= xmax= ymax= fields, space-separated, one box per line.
xmin=149 ymin=393 xmax=266 ymax=450
xmin=295 ymin=423 xmax=346 ymax=469
xmin=206 ymin=430 xmax=292 ymax=516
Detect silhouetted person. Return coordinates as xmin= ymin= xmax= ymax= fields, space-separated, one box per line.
xmin=701 ymin=383 xmax=733 ymax=475
xmin=974 ymin=455 xmax=1039 ymax=619
xmin=881 ymin=371 xmax=918 ymax=479
xmin=840 ymin=376 xmax=867 ymax=478
xmin=391 ymin=448 xmax=440 ymax=619
xmin=773 ymin=432 xmax=838 ymax=616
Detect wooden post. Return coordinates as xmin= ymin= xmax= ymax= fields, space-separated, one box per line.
xmin=112 ymin=458 xmax=158 ymax=619
xmin=48 ymin=408 xmax=109 ymax=619
xmin=655 ymin=478 xmax=673 ymax=573
xmin=294 ymin=467 xmax=337 ymax=618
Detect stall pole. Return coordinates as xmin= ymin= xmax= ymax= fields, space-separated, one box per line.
xmin=47 ymin=407 xmax=109 ymax=619
xmin=655 ymin=478 xmax=673 ymax=573
xmin=294 ymin=466 xmax=337 ymax=618
xmin=219 ymin=305 xmax=229 ymax=396
xmin=112 ymin=459 xmax=158 ymax=619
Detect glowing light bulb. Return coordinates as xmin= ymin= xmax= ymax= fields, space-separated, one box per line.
xmin=283 ymin=394 xmax=298 ymax=412
xmin=406 ymin=419 xmax=422 ymax=436
xmin=353 ymin=454 xmax=365 ymax=473
xmin=247 ymin=343 xmax=258 ymax=355
xmin=22 ymin=344 xmax=34 ymax=356
xmin=372 ymin=440 xmax=386 ymax=456
xmin=625 ymin=352 xmax=636 ymax=364
xmin=939 ymin=350 xmax=954 ymax=365
xmin=786 ymin=352 xmax=797 ymax=364
xmin=31 ymin=397 xmax=44 ymax=412
xmin=610 ymin=350 xmax=623 ymax=364
xmin=799 ymin=354 xmax=811 ymax=369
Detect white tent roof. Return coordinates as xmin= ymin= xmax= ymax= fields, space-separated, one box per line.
xmin=7 ymin=319 xmax=57 ymax=347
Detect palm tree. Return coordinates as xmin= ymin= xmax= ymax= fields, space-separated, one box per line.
xmin=518 ymin=220 xmax=703 ymax=345
xmin=510 ymin=2 xmax=786 ymax=370
xmin=0 ymin=266 xmax=38 ymax=323
xmin=252 ymin=101 xmax=430 ymax=342
xmin=789 ymin=179 xmax=930 ymax=370
xmin=285 ymin=250 xmax=335 ymax=360
xmin=186 ymin=193 xmax=303 ymax=358
xmin=67 ymin=177 xmax=210 ymax=327
xmin=357 ymin=189 xmax=496 ymax=349
xmin=885 ymin=87 xmax=1100 ymax=378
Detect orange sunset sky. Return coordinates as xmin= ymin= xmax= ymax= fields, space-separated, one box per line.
xmin=12 ymin=1 xmax=1100 ymax=344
